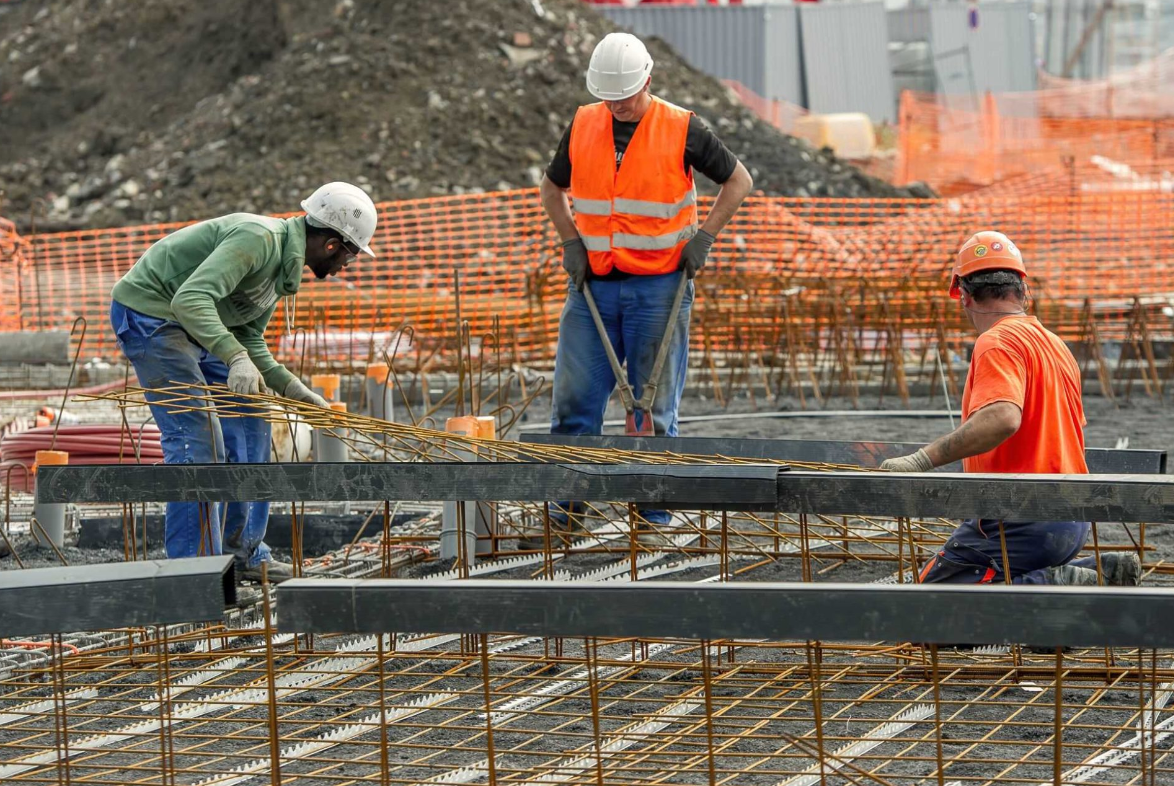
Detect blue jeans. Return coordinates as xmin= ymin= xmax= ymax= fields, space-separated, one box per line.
xmin=110 ymin=301 xmax=273 ymax=568
xmin=550 ymin=273 xmax=693 ymax=526
xmin=919 ymin=519 xmax=1095 ymax=585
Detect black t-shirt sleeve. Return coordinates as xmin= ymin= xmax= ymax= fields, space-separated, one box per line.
xmin=545 ymin=121 xmax=574 ymax=189
xmin=685 ymin=115 xmax=738 ymax=185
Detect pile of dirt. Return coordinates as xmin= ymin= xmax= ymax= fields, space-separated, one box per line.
xmin=0 ymin=0 xmax=931 ymax=232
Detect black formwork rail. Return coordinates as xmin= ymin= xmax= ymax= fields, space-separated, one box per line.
xmin=37 ymin=462 xmax=1174 ymax=523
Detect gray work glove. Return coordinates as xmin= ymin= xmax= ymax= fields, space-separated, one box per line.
xmin=283 ymin=377 xmax=330 ymax=408
xmin=227 ymin=352 xmax=265 ymax=395
xmin=561 ymin=238 xmax=589 ymax=291
xmin=679 ymin=229 xmax=716 ymax=279
xmin=879 ymin=449 xmax=934 ymax=473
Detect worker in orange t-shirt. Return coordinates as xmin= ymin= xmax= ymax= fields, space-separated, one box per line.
xmin=880 ymin=231 xmax=1140 ymax=586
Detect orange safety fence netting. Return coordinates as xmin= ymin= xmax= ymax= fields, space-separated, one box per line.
xmin=896 ymin=88 xmax=1174 ymax=195
xmin=1 ymin=186 xmax=1173 ymax=367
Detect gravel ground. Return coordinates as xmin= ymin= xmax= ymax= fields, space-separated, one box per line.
xmin=0 ymin=0 xmax=926 ymax=232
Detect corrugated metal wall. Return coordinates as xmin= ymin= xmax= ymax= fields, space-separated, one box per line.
xmin=761 ymin=7 xmax=804 ymax=109
xmin=928 ymin=4 xmax=1036 ymax=96
xmin=799 ymin=3 xmax=895 ymax=121
xmin=599 ymin=6 xmax=803 ymax=106
xmin=599 ymin=2 xmax=1036 ymax=123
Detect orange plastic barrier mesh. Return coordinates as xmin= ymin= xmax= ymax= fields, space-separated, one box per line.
xmin=1 ymin=186 xmax=1173 ymax=366
xmin=0 ymin=216 xmax=25 ymax=333
xmin=897 ymin=89 xmax=1174 ymax=194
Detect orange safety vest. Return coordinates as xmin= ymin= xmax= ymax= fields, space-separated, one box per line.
xmin=568 ymin=97 xmax=698 ymax=277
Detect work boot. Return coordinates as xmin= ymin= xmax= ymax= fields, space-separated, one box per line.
xmin=1099 ymin=552 xmax=1142 ymax=586
xmin=239 ymin=558 xmax=296 ymax=584
xmin=230 ymin=585 xmax=263 ymax=607
xmin=1045 ymin=564 xmax=1099 ymax=586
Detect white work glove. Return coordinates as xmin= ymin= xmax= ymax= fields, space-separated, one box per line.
xmin=879 ymin=449 xmax=934 ymax=473
xmin=227 ymin=352 xmax=265 ymax=395
xmin=283 ymin=377 xmax=330 ymax=408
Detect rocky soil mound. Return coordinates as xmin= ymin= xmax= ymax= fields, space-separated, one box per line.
xmin=0 ymin=0 xmax=930 ymax=232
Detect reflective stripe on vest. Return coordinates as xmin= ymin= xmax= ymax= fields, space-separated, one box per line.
xmin=613 ymin=191 xmax=696 ymax=220
xmin=575 ymin=192 xmax=695 ymax=221
xmin=580 ymin=235 xmax=611 ymax=252
xmin=614 ymin=227 xmax=696 ymax=251
xmin=571 ymin=197 xmax=612 ymax=216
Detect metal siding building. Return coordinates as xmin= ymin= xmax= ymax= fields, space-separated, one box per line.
xmin=798 ymin=3 xmax=895 ymax=122
xmin=599 ymin=2 xmax=1036 ymax=123
xmin=928 ymin=3 xmax=1036 ymax=95
xmin=599 ymin=5 xmax=805 ymax=106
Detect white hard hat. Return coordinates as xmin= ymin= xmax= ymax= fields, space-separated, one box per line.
xmin=586 ymin=32 xmax=653 ymax=101
xmin=300 ymin=181 xmax=378 ymax=258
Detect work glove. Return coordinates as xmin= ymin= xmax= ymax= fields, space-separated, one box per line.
xmin=879 ymin=449 xmax=934 ymax=473
xmin=679 ymin=229 xmax=716 ymax=279
xmin=283 ymin=378 xmax=330 ymax=409
xmin=227 ymin=352 xmax=265 ymax=396
xmin=561 ymin=238 xmax=589 ymax=291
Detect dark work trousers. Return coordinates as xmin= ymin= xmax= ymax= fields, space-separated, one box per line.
xmin=919 ymin=519 xmax=1096 ymax=585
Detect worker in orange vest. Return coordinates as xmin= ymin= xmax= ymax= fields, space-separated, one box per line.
xmin=881 ymin=231 xmax=1140 ymax=586
xmin=533 ymin=32 xmax=753 ymax=546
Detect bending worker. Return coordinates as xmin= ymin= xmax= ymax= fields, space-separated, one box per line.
xmin=881 ymin=231 xmax=1139 ymax=586
xmin=536 ymin=32 xmax=753 ymax=543
xmin=109 ymin=182 xmax=377 ymax=582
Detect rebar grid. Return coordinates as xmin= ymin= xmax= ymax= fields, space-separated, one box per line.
xmin=76 ymin=384 xmax=861 ymax=470
xmin=1 ymin=626 xmax=1172 ymax=786
xmin=6 ymin=387 xmax=1161 ymax=784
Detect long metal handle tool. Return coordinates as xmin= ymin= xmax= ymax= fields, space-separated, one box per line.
xmin=581 ymin=272 xmax=689 ymax=436
xmin=581 ymin=281 xmax=639 ymax=421
xmin=634 ymin=271 xmax=690 ymax=418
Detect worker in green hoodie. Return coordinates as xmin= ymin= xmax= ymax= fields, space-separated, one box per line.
xmin=109 ymin=182 xmax=378 ymax=583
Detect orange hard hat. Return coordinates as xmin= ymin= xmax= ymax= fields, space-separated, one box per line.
xmin=949 ymin=231 xmax=1027 ymax=299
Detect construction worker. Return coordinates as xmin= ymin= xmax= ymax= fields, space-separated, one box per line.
xmin=109 ymin=182 xmax=377 ymax=582
xmin=533 ymin=32 xmax=753 ymax=545
xmin=881 ymin=231 xmax=1140 ymax=586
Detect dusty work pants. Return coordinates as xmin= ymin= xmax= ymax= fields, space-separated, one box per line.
xmin=110 ymin=301 xmax=273 ymax=568
xmin=550 ymin=273 xmax=693 ymax=526
xmin=919 ymin=519 xmax=1097 ymax=585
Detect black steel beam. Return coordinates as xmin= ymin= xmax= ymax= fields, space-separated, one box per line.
xmin=522 ymin=434 xmax=1167 ymax=474
xmin=35 ymin=462 xmax=780 ymax=510
xmin=779 ymin=471 xmax=1174 ymax=522
xmin=0 ymin=556 xmax=234 ymax=636
xmin=39 ymin=463 xmax=1174 ymax=522
xmin=277 ymin=578 xmax=1174 ymax=648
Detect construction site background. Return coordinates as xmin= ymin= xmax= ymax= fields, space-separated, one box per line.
xmin=1 ymin=1 xmax=1173 ymax=401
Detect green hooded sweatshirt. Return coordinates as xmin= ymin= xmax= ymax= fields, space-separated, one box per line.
xmin=111 ymin=214 xmax=306 ymax=395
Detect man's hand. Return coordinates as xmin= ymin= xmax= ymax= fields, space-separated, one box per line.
xmin=227 ymin=353 xmax=265 ymax=395
xmin=283 ymin=378 xmax=330 ymax=408
xmin=880 ymin=448 xmax=934 ymax=473
xmin=561 ymin=238 xmax=589 ymax=290
xmin=679 ymin=229 xmax=716 ymax=279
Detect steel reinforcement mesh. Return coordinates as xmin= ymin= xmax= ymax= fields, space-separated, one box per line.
xmin=2 ymin=186 xmax=1173 ymax=366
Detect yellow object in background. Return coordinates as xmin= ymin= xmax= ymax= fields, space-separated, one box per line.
xmin=792 ymin=113 xmax=877 ymax=160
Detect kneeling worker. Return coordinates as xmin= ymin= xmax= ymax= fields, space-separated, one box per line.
xmin=109 ymin=182 xmax=377 ymax=581
xmin=881 ymin=231 xmax=1139 ymax=586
